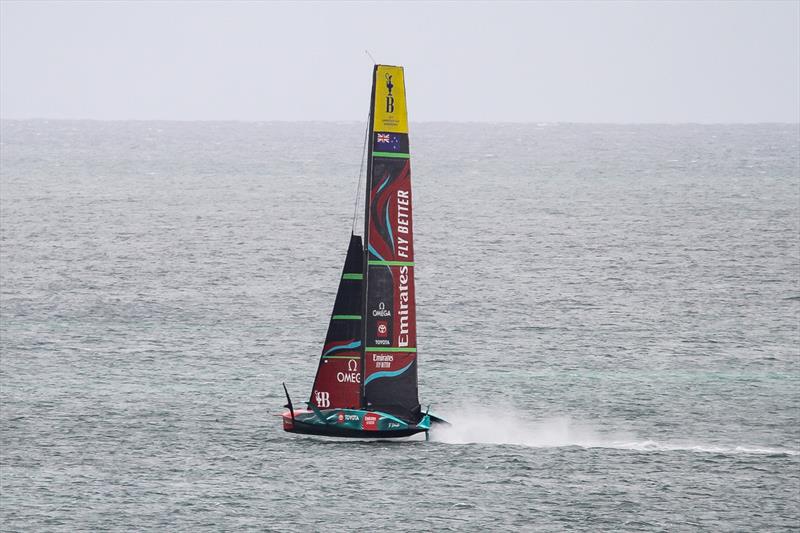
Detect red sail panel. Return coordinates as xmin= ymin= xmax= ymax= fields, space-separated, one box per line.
xmin=310 ymin=351 xmax=361 ymax=409
xmin=366 ymin=159 xmax=414 ymax=264
xmin=365 ymin=163 xmax=416 ymax=349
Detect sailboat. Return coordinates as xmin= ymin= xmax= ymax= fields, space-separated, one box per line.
xmin=281 ymin=64 xmax=447 ymax=439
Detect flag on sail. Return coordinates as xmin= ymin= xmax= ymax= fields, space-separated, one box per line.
xmin=375 ymin=132 xmax=405 ymax=152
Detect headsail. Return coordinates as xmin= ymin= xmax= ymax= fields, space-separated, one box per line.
xmin=309 ymin=235 xmax=364 ymax=409
xmin=362 ymin=65 xmax=420 ymax=422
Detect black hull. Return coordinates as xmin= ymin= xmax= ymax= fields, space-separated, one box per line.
xmin=285 ymin=419 xmax=426 ymax=439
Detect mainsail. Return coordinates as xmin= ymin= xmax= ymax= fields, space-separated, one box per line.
xmin=361 ymin=65 xmax=420 ymax=421
xmin=309 ymin=235 xmax=364 ymax=409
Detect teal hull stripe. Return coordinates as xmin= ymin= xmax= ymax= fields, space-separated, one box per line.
xmin=332 ymin=315 xmax=361 ymax=320
xmin=342 ymin=273 xmax=363 ymax=280
xmin=373 ymin=151 xmax=410 ymax=159
xmin=365 ymin=347 xmax=417 ymax=352
xmin=299 ymin=408 xmax=407 ymax=427
xmin=365 ymin=362 xmax=414 ymax=385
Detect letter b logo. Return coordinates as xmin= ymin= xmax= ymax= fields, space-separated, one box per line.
xmin=386 ymin=96 xmax=394 ymax=113
xmin=315 ymin=391 xmax=330 ymax=408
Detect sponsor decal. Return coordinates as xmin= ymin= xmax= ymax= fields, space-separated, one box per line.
xmin=336 ymin=358 xmax=361 ymax=383
xmin=385 ymin=73 xmax=394 ymax=113
xmin=373 ymin=66 xmax=407 ymax=133
xmin=373 ymin=304 xmax=392 ymax=345
xmin=337 ymin=412 xmax=359 ymax=423
xmin=387 ymin=422 xmax=401 ymax=429
xmin=376 ymin=320 xmax=388 ymax=338
xmin=314 ymin=391 xmax=330 ymax=408
xmin=373 ymin=302 xmax=391 ymax=317
xmin=362 ymin=413 xmax=380 ymax=430
xmin=397 ymin=265 xmax=411 ymax=347
xmin=373 ymin=353 xmax=393 ymax=369
xmin=396 ymin=190 xmax=410 ymax=258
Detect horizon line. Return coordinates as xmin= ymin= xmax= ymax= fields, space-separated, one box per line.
xmin=1 ymin=117 xmax=799 ymax=126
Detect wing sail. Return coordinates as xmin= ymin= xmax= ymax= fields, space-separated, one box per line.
xmin=362 ymin=65 xmax=421 ymax=422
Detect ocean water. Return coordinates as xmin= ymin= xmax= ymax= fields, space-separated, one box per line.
xmin=1 ymin=120 xmax=798 ymax=531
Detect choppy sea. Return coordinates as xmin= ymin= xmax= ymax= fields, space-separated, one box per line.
xmin=1 ymin=120 xmax=798 ymax=531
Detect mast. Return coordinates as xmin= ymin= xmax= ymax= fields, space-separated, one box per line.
xmin=360 ymin=65 xmax=378 ymax=409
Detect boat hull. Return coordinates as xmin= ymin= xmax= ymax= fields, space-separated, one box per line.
xmin=282 ymin=408 xmax=430 ymax=439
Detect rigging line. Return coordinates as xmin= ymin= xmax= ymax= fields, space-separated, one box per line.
xmin=365 ymin=49 xmax=376 ymax=65
xmin=351 ymin=114 xmax=370 ymax=234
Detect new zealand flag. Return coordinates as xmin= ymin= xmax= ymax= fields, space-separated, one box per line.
xmin=374 ymin=132 xmax=406 ymax=153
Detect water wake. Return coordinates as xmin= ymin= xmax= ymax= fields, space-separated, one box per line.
xmin=430 ymin=408 xmax=799 ymax=456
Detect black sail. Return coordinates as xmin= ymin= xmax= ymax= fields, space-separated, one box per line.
xmin=308 ymin=235 xmax=364 ymax=410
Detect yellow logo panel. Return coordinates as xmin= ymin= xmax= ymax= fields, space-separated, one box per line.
xmin=373 ymin=65 xmax=408 ymax=134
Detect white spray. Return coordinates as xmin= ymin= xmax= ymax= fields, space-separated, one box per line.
xmin=429 ymin=405 xmax=799 ymax=456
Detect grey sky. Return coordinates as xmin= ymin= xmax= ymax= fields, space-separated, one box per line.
xmin=1 ymin=1 xmax=798 ymax=122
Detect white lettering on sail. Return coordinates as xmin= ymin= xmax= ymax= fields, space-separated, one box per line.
xmin=398 ymin=265 xmax=410 ymax=347
xmin=397 ymin=190 xmax=410 ymax=257
xmin=398 ymin=236 xmax=408 ymax=253
xmin=336 ymin=359 xmax=360 ymax=383
xmin=373 ymin=353 xmax=393 ymax=369
xmin=336 ymin=371 xmax=361 ymax=383
xmin=373 ymin=301 xmax=391 ymax=317
xmin=315 ymin=391 xmax=330 ymax=408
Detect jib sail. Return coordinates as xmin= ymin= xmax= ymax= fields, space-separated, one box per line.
xmin=361 ymin=65 xmax=421 ymax=422
xmin=309 ymin=235 xmax=364 ymax=409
